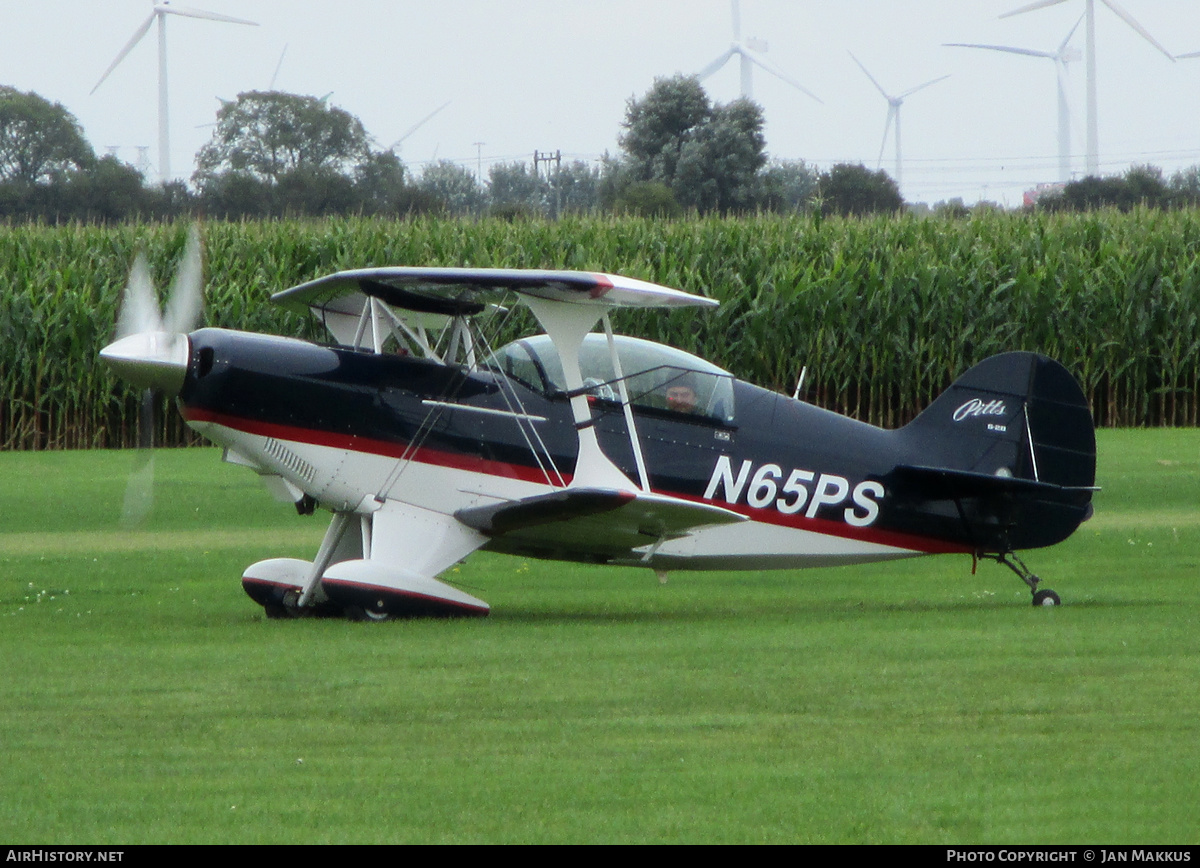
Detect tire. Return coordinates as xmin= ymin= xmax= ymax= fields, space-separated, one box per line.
xmin=344 ymin=603 xmax=393 ymax=622
xmin=1032 ymin=589 xmax=1062 ymax=607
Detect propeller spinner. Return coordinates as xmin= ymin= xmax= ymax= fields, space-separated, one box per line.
xmin=100 ymin=226 xmax=204 ymax=396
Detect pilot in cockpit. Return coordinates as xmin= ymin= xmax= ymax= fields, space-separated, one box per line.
xmin=665 ymin=377 xmax=699 ymax=414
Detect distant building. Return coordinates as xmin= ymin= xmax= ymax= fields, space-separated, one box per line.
xmin=1023 ymin=182 xmax=1066 ymax=207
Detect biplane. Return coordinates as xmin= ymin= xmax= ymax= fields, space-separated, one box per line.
xmin=100 ymin=232 xmax=1096 ymax=619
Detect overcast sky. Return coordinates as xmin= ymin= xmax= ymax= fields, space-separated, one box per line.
xmin=3 ymin=0 xmax=1200 ymax=207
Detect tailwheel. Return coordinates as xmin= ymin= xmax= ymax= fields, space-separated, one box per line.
xmin=1032 ymin=589 xmax=1062 ymax=607
xmin=981 ymin=550 xmax=1062 ymax=607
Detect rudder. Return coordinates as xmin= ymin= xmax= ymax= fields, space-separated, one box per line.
xmin=892 ymin=352 xmax=1096 ymax=552
xmin=902 ymin=351 xmax=1095 ymax=490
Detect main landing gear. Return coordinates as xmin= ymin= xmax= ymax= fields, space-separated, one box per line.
xmin=980 ymin=550 xmax=1062 ymax=607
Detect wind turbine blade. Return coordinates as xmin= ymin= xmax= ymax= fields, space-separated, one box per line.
xmin=1177 ymin=50 xmax=1200 ymax=60
xmin=731 ymin=0 xmax=742 ymax=42
xmin=697 ymin=47 xmax=737 ymax=81
xmin=1059 ymin=14 xmax=1085 ymax=54
xmin=748 ymin=51 xmax=822 ymax=103
xmin=1000 ymin=0 xmax=1068 ymax=19
xmin=390 ymin=101 xmax=452 ymax=150
xmin=900 ymin=74 xmax=950 ymax=100
xmin=116 ymin=253 xmax=162 ymax=339
xmin=1100 ymin=0 xmax=1174 ymax=62
xmin=159 ymin=5 xmax=258 ymax=27
xmin=944 ymin=42 xmax=1056 ymax=60
xmin=90 ymin=12 xmax=155 ymax=94
xmin=878 ymin=106 xmax=896 ymax=169
xmin=269 ymin=44 xmax=288 ymax=90
xmin=849 ymin=52 xmax=890 ymax=100
xmin=164 ymin=226 xmax=204 ymax=335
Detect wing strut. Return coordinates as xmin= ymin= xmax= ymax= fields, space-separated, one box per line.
xmin=524 ymin=296 xmax=638 ymax=492
xmin=296 ymin=511 xmax=355 ymax=608
xmin=603 ymin=313 xmax=651 ymax=493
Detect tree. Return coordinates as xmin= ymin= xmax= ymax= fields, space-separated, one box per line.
xmin=549 ymin=160 xmax=601 ymax=216
xmin=619 ymin=74 xmax=712 ymax=186
xmin=1043 ymin=165 xmax=1172 ymax=212
xmin=610 ymin=181 xmax=681 ymax=218
xmin=673 ymin=98 xmax=767 ymax=214
xmin=0 ymin=86 xmax=94 ymax=185
xmin=1122 ymin=164 xmax=1169 ymax=208
xmin=59 ymin=155 xmax=150 ymax=222
xmin=0 ymin=155 xmax=184 ymax=224
xmin=197 ymin=171 xmax=273 ymax=219
xmin=487 ymin=160 xmax=548 ymax=216
xmin=354 ymin=149 xmax=408 ymax=213
xmin=616 ymin=75 xmax=770 ymax=214
xmin=818 ymin=163 xmax=903 ymax=217
xmin=760 ymin=159 xmax=819 ymax=213
xmin=193 ymin=91 xmax=372 ymax=189
xmin=275 ymin=166 xmax=358 ymax=216
xmin=415 ymin=160 xmax=485 ymax=215
xmin=1170 ymin=165 xmax=1200 ymax=207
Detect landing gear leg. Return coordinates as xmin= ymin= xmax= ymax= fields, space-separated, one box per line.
xmin=981 ymin=551 xmax=1061 ymax=607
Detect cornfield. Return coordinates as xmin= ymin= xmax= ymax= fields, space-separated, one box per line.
xmin=1 ymin=210 xmax=1198 ymax=450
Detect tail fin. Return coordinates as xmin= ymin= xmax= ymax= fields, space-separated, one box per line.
xmin=894 ymin=352 xmax=1095 ymax=551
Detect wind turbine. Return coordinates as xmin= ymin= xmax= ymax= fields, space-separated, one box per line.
xmin=389 ymin=101 xmax=452 ymax=153
xmin=696 ymin=0 xmax=821 ymax=104
xmin=91 ymin=2 xmax=258 ymax=184
xmin=849 ymin=53 xmax=948 ymax=192
xmin=1000 ymin=0 xmax=1174 ymax=177
xmin=945 ymin=16 xmax=1084 ymax=183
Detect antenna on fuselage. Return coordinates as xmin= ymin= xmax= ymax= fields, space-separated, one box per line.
xmin=792 ymin=366 xmax=808 ymax=401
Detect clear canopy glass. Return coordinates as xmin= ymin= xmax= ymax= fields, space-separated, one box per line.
xmin=489 ymin=333 xmax=734 ymax=424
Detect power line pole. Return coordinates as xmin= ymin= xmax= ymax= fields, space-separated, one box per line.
xmin=473 ymin=142 xmax=486 ymax=182
xmin=534 ymin=150 xmax=562 ymax=217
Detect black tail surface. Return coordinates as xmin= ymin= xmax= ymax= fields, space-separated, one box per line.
xmin=892 ymin=352 xmax=1095 ymax=552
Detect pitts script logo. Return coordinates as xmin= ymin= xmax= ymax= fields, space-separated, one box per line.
xmin=953 ymin=398 xmax=1008 ymax=423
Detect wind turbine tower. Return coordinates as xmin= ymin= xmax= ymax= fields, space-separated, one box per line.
xmin=91 ymin=2 xmax=258 ymax=184
xmin=1000 ymin=0 xmax=1173 ymax=177
xmin=945 ymin=17 xmax=1083 ymax=183
xmin=850 ymin=53 xmax=948 ymax=193
xmin=697 ymin=0 xmax=821 ymax=104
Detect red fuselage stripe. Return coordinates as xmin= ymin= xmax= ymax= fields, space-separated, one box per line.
xmin=182 ymin=405 xmax=971 ymax=556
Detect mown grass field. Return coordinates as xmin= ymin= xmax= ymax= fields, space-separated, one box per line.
xmin=0 ymin=430 xmax=1197 ymax=844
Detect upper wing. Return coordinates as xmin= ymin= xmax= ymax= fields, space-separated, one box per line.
xmin=274 ymin=267 xmax=717 ymax=322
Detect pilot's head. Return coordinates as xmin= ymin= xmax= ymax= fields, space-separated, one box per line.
xmin=666 ymin=380 xmax=698 ymax=413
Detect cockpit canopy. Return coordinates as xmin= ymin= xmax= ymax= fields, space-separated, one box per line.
xmin=490 ymin=333 xmax=734 ymax=424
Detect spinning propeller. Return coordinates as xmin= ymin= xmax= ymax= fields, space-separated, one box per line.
xmin=101 ymin=226 xmax=203 ymax=395
xmin=100 ymin=227 xmax=204 ymax=523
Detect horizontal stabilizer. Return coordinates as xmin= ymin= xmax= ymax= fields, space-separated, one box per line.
xmin=455 ymin=487 xmax=745 ymax=560
xmin=889 ymin=465 xmax=1097 ymax=501
xmin=885 ymin=464 xmax=1094 ymax=552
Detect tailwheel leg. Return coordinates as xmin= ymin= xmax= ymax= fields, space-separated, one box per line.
xmin=981 ymin=551 xmax=1061 ymax=607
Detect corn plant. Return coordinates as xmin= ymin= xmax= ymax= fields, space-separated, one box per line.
xmin=1 ymin=210 xmax=1198 ymax=450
